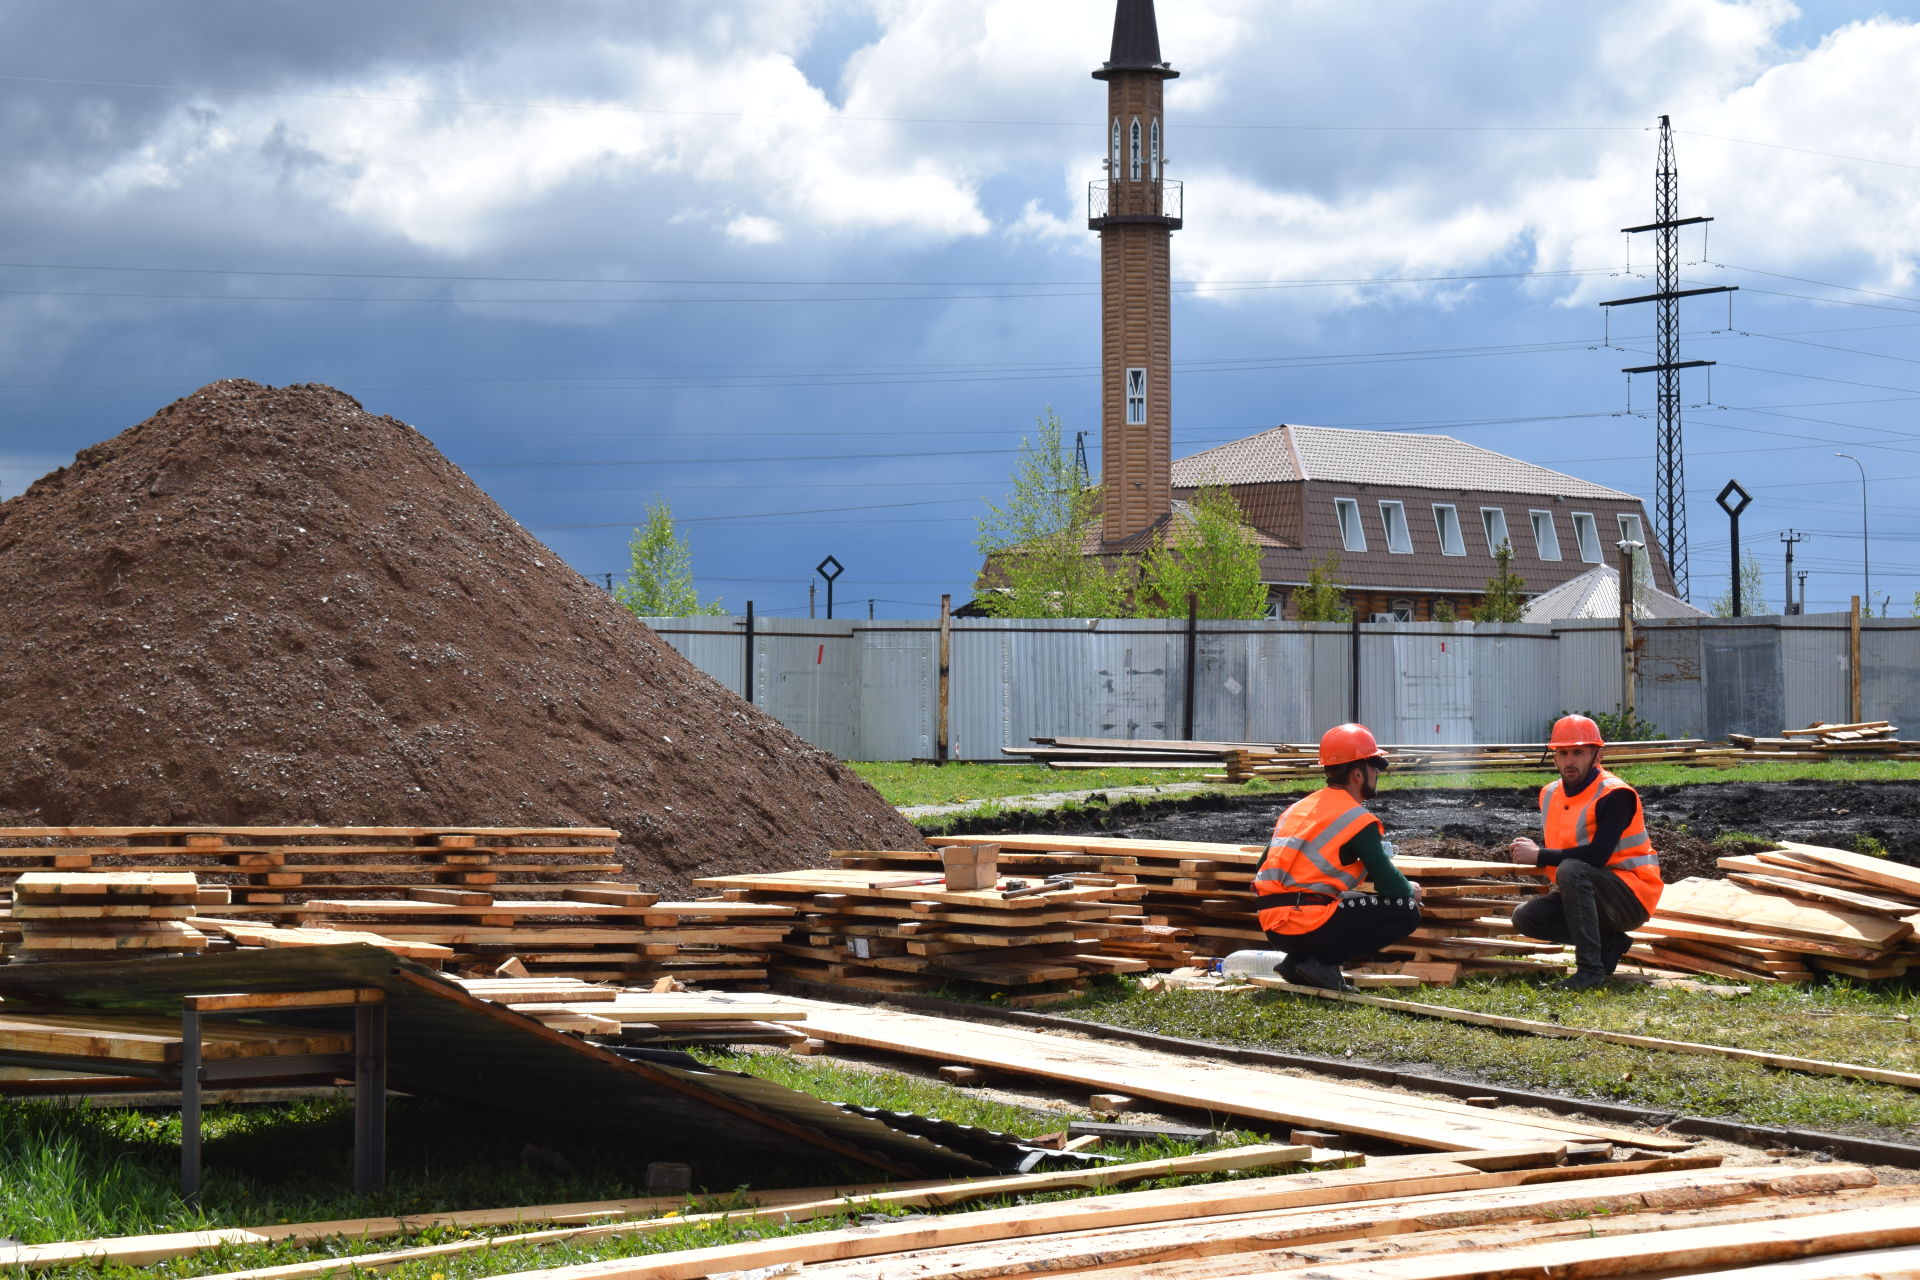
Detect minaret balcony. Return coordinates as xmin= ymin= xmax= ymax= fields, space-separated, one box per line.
xmin=1088 ymin=178 xmax=1183 ymax=230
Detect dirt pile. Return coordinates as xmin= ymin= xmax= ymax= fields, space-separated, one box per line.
xmin=0 ymin=380 xmax=921 ymax=889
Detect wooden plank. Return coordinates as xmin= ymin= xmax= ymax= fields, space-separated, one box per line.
xmin=1240 ymin=977 xmax=1920 ymax=1090
xmin=1771 ymin=842 xmax=1920 ymax=897
xmin=794 ymin=1166 xmax=1890 ymax=1280
xmin=1245 ymin=1200 xmax=1920 ymax=1279
xmin=183 ymin=989 xmax=384 ymax=1013
xmin=0 ymin=825 xmax=619 ymax=838
xmin=484 ymin=1155 xmax=1728 ymax=1280
xmin=783 ymin=1000 xmax=1686 ymax=1152
xmin=1727 ymin=873 xmax=1920 ymax=918
xmin=1658 ymin=877 xmax=1910 ymax=948
xmin=0 ymin=1012 xmax=350 ymax=1063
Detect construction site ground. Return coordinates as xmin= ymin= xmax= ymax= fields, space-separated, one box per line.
xmin=925 ymin=778 xmax=1920 ymax=879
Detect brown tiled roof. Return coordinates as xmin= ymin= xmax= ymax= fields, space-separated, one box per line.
xmin=1173 ymin=425 xmax=1635 ymax=502
xmin=1089 ymin=499 xmax=1287 ymax=555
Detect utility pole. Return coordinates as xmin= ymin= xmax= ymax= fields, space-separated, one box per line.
xmin=1601 ymin=116 xmax=1736 ymax=602
xmin=1780 ymin=529 xmax=1805 ymax=614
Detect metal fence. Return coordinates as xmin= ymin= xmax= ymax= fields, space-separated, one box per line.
xmin=641 ymin=613 xmax=1918 ymax=761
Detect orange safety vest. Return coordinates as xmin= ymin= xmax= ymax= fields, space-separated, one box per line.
xmin=1254 ymin=788 xmax=1383 ymax=935
xmin=1539 ymin=768 xmax=1663 ymax=914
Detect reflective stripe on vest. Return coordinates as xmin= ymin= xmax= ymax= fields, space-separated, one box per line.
xmin=1255 ymin=790 xmax=1380 ymax=902
xmin=1537 ymin=768 xmax=1662 ymax=913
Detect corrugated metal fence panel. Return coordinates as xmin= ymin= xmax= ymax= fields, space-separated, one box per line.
xmin=1700 ymin=619 xmax=1786 ymax=740
xmin=640 ymin=618 xmax=745 ymax=697
xmin=1552 ymin=621 xmax=1620 ymax=724
xmin=1863 ymin=618 xmax=1920 ymax=729
xmin=754 ymin=619 xmax=861 ymax=760
xmin=640 ymin=614 xmax=1903 ymax=761
xmin=856 ymin=624 xmax=938 ymax=762
xmin=1782 ymin=613 xmax=1852 ymax=728
xmin=1471 ymin=624 xmax=1559 ymax=742
xmin=1634 ymin=619 xmax=1708 ymax=738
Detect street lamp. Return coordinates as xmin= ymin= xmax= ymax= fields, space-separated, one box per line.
xmin=1834 ymin=453 xmax=1869 ymax=608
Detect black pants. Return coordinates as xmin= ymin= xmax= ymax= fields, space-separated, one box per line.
xmin=1265 ymin=891 xmax=1421 ymax=966
xmin=1511 ymin=859 xmax=1650 ymax=976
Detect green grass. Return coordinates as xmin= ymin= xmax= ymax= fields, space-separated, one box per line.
xmin=852 ymin=758 xmax=1920 ymax=813
xmin=849 ymin=761 xmax=1213 ymax=807
xmin=1055 ymin=975 xmax=1920 ymax=1139
xmin=0 ymin=1054 xmax=1272 ymax=1280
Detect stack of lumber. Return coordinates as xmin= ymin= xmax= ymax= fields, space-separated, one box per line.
xmin=452 ymin=976 xmax=811 ymax=1044
xmin=190 ymin=917 xmax=456 ymax=963
xmin=1214 ymin=739 xmax=1737 ymax=783
xmin=0 ymin=826 xmax=625 ymax=911
xmin=1006 ymin=736 xmax=1251 ymax=769
xmin=932 ymin=835 xmax=1561 ymax=986
xmin=1631 ymin=841 xmax=1920 ymax=983
xmin=1730 ymin=719 xmax=1919 ymax=760
xmin=0 ymin=871 xmax=214 ymax=962
xmin=288 ymin=891 xmax=795 ymax=986
xmin=693 ymin=867 xmax=1153 ymax=1005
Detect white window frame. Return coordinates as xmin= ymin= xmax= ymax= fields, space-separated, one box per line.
xmin=1124 ymin=367 xmax=1147 ymax=425
xmin=1433 ymin=504 xmax=1466 ymax=556
xmin=1530 ymin=509 xmax=1562 ymax=562
xmin=1149 ymin=118 xmax=1161 ymax=180
xmin=1571 ymin=512 xmax=1602 ymax=563
xmin=1129 ymin=117 xmax=1142 ymax=180
xmin=1378 ymin=500 xmax=1413 ymax=554
xmin=1480 ymin=506 xmax=1509 ymax=556
xmin=1389 ymin=598 xmax=1416 ymax=622
xmin=1617 ymin=512 xmax=1645 ymax=546
xmin=1111 ymin=118 xmax=1121 ymax=175
xmin=1334 ymin=498 xmax=1367 ymax=552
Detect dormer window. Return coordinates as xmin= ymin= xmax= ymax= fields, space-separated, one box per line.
xmin=1149 ymin=118 xmax=1161 ymax=180
xmin=1129 ymin=117 xmax=1142 ymax=181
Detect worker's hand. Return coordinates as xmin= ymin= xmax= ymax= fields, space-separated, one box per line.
xmin=1510 ymin=837 xmax=1540 ymax=866
xmin=1411 ymin=881 xmax=1426 ymax=902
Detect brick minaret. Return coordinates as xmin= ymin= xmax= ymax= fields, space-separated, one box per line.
xmin=1091 ymin=0 xmax=1181 ymax=544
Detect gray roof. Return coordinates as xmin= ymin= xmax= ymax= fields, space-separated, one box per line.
xmin=1172 ymin=424 xmax=1637 ymax=502
xmin=1520 ymin=564 xmax=1706 ymax=622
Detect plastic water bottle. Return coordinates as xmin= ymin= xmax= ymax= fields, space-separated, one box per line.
xmin=1219 ymin=949 xmax=1291 ymax=979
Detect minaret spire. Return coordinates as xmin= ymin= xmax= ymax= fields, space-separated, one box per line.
xmin=1090 ymin=0 xmax=1180 ymax=544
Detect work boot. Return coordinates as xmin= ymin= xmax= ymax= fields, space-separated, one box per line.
xmin=1600 ymin=934 xmax=1633 ymax=975
xmin=1276 ymin=956 xmax=1304 ymax=985
xmin=1553 ymin=970 xmax=1611 ymax=992
xmin=1290 ymin=957 xmax=1355 ymax=992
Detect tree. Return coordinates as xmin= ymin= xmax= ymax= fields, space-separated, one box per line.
xmin=1471 ymin=540 xmax=1527 ymax=622
xmin=1709 ymin=552 xmax=1769 ymax=617
xmin=974 ymin=408 xmax=1129 ymax=617
xmin=1292 ymin=553 xmax=1352 ymax=622
xmin=1135 ymin=483 xmax=1269 ymax=619
xmin=614 ymin=499 xmax=726 ymax=617
xmin=1430 ymin=598 xmax=1458 ymax=623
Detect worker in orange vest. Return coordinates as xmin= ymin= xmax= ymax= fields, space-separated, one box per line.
xmin=1509 ymin=714 xmax=1664 ymax=990
xmin=1252 ymin=723 xmax=1423 ymax=991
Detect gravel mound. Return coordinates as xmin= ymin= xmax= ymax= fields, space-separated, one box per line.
xmin=0 ymin=380 xmax=921 ymax=890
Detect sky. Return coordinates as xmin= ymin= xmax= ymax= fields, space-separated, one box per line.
xmin=2 ymin=0 xmax=1918 ymax=618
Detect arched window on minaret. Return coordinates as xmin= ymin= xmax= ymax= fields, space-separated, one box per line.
xmin=1129 ymin=117 xmax=1142 ymax=181
xmin=1149 ymin=118 xmax=1161 ymax=181
xmin=1111 ymin=117 xmax=1121 ymax=175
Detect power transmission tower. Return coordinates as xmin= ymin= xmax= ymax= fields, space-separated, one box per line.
xmin=1073 ymin=430 xmax=1091 ymax=484
xmin=1600 ymin=116 xmax=1736 ymax=602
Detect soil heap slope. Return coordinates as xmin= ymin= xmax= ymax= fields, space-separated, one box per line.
xmin=0 ymin=380 xmax=921 ymax=888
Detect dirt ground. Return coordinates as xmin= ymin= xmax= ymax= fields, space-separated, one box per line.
xmin=1050 ymin=780 xmax=1920 ymax=882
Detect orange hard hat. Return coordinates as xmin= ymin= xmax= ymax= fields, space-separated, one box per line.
xmin=1549 ymin=714 xmax=1605 ymax=749
xmin=1319 ymin=723 xmax=1385 ymax=768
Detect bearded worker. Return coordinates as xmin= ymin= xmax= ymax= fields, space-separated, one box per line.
xmin=1509 ymin=714 xmax=1664 ymax=990
xmin=1252 ymin=723 xmax=1423 ymax=992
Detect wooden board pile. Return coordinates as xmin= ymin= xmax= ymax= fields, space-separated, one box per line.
xmin=0 ymin=871 xmax=218 ymax=962
xmin=1729 ymin=719 xmax=1919 ymax=761
xmin=1630 ymin=841 xmax=1920 ymax=984
xmin=692 ymin=866 xmax=1153 ymax=1004
xmin=287 ymin=891 xmax=795 ymax=986
xmin=929 ymin=836 xmax=1562 ymax=986
xmin=453 ymin=976 xmax=810 ymax=1044
xmin=1212 ymin=739 xmax=1739 ymax=783
xmin=1005 ymin=736 xmax=1252 ymax=769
